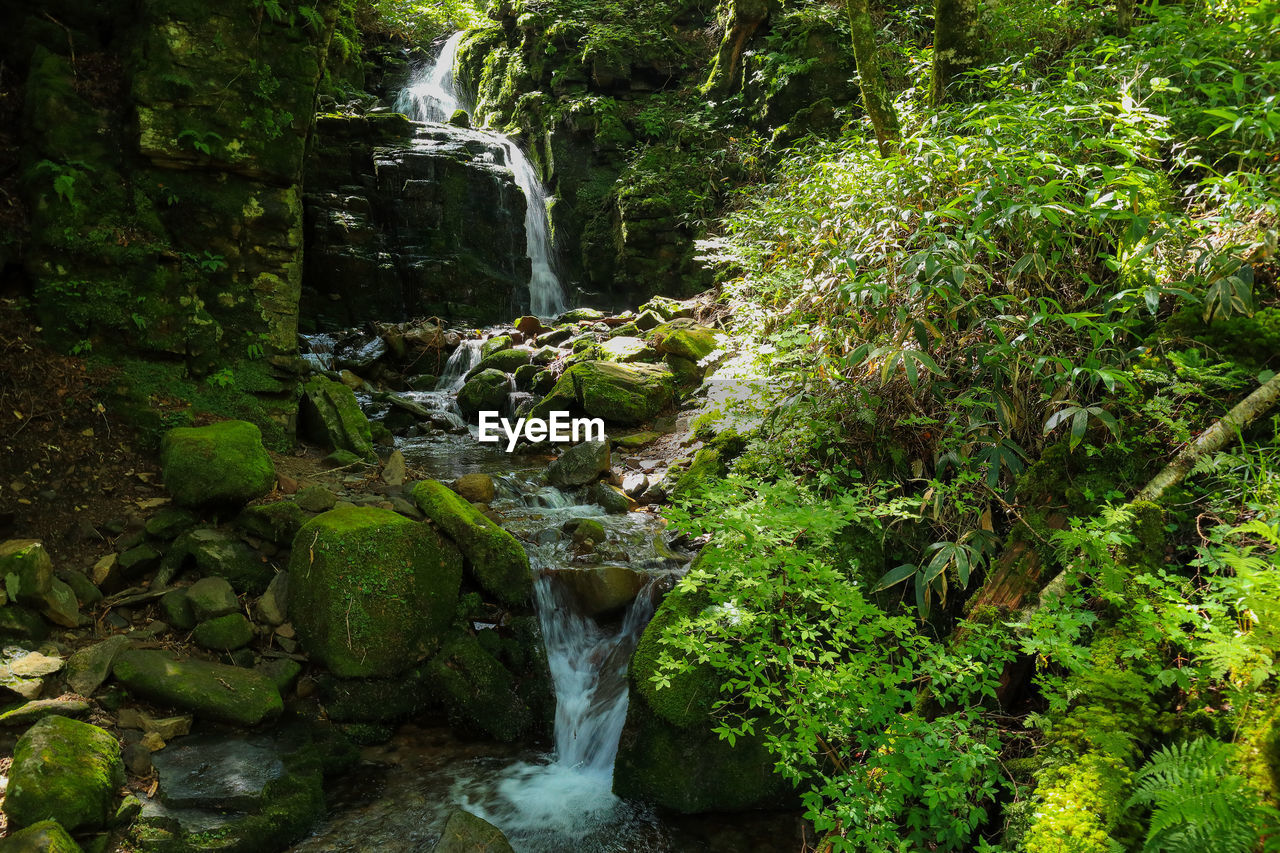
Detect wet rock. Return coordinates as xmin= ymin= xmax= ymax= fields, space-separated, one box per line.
xmin=531 ymin=361 xmax=675 ymax=426
xmin=452 ymin=473 xmax=496 ymax=504
xmin=426 ymin=634 xmax=530 ymax=742
xmin=557 ymin=567 xmax=648 ymax=617
xmin=590 ymin=482 xmax=634 ymax=514
xmin=0 ymin=819 xmax=83 ymax=852
xmin=465 ymin=348 xmax=532 ymax=380
xmin=66 ymin=635 xmax=131 ymax=696
xmin=151 ymin=734 xmax=286 ymax=811
xmin=411 ymin=482 xmax=532 ymax=607
xmin=381 ymin=449 xmax=406 ymax=486
xmin=288 ymin=507 xmax=462 ymax=678
xmin=547 ymin=440 xmax=612 ymax=488
xmin=254 ymin=572 xmax=290 ymax=626
xmin=457 ymin=369 xmax=512 ymax=419
xmin=0 ymin=698 xmax=91 ymax=727
xmin=112 ymin=649 xmax=282 ymax=726
xmin=433 ymin=809 xmax=515 ymax=853
xmin=193 ymin=613 xmax=254 ymax=651
xmin=296 ymin=484 xmax=338 ymax=513
xmin=160 ymin=421 xmax=276 ymax=509
xmin=481 ymin=335 xmax=514 ymax=360
xmin=160 ymin=589 xmax=197 ymax=631
xmin=185 ymin=577 xmax=240 ymax=621
xmin=4 ymin=716 xmax=124 ymax=832
xmin=300 ymin=377 xmax=376 ymax=462
xmin=236 ymin=501 xmax=308 ymax=546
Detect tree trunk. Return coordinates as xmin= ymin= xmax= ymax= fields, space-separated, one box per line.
xmin=1117 ymin=0 xmax=1136 ymax=35
xmin=845 ymin=0 xmax=900 ymax=155
xmin=701 ymin=0 xmax=770 ymax=99
xmin=931 ymin=0 xmax=981 ymax=105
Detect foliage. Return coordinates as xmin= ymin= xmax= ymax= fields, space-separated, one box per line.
xmin=367 ymin=0 xmax=486 ymax=44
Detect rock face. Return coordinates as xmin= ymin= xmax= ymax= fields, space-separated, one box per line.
xmin=287 ymin=506 xmax=463 ymax=678
xmin=531 ymin=361 xmax=674 ymax=426
xmin=613 ymin=585 xmax=790 ymax=813
xmin=160 ymin=421 xmax=276 ymax=509
xmin=112 ymin=649 xmax=283 ymax=726
xmin=303 ymin=117 xmax=530 ymax=329
xmin=410 ymin=482 xmax=532 ymax=607
xmin=4 ymin=716 xmax=125 ymax=832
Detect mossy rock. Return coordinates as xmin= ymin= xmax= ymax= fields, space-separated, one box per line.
xmin=465 ymin=348 xmax=531 ymax=380
xmin=599 ymin=336 xmax=654 ymax=363
xmin=530 ymin=361 xmax=674 ymax=426
xmin=434 ymin=809 xmax=515 ymax=853
xmin=316 ymin=668 xmax=434 ymax=723
xmin=0 ymin=819 xmax=83 ymax=852
xmin=481 ymin=335 xmax=514 ymax=360
xmin=630 ymin=584 xmax=720 ymax=727
xmin=112 ymin=649 xmax=282 ymax=726
xmin=169 ymin=529 xmax=272 ymax=594
xmin=669 ymin=446 xmax=725 ymax=502
xmin=4 ymin=716 xmax=124 ymax=832
xmin=287 ymin=506 xmax=463 ymax=678
xmin=425 ymin=633 xmax=531 ymax=742
xmin=651 ymin=320 xmax=723 ymax=362
xmin=192 ymin=613 xmax=254 ymax=651
xmin=300 ymin=377 xmax=376 ymax=462
xmin=236 ymin=501 xmax=308 ymax=546
xmin=410 ymin=481 xmax=532 ymax=606
xmin=456 ymin=369 xmax=512 ymax=419
xmin=159 ymin=421 xmax=276 ymax=509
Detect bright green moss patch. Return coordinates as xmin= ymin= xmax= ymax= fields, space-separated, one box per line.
xmin=4 ymin=716 xmax=124 ymax=833
xmin=160 ymin=420 xmax=276 ymax=509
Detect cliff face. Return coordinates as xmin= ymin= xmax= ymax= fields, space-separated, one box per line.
xmin=2 ymin=0 xmax=340 ymax=372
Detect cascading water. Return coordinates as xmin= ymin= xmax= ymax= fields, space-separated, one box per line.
xmin=434 ymin=338 xmax=483 ymax=392
xmin=399 ymin=34 xmax=567 ymax=319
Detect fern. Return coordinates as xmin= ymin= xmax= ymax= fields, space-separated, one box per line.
xmin=1126 ymin=738 xmax=1272 ymax=853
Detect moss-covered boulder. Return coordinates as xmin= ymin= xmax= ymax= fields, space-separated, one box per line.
xmin=547 ymin=440 xmax=613 ymax=488
xmin=300 ymin=377 xmax=375 ymax=462
xmin=112 ymin=649 xmax=282 ymax=726
xmin=4 ymin=716 xmax=124 ymax=832
xmin=287 ymin=506 xmax=463 ymax=678
xmin=651 ymin=320 xmax=724 ymax=362
xmin=193 ymin=613 xmax=254 ymax=651
xmin=168 ymin=529 xmax=272 ymax=594
xmin=433 ymin=809 xmax=515 ymax=853
xmin=481 ymin=335 xmax=514 ymax=359
xmin=466 ymin=348 xmax=532 ymax=380
xmin=0 ymin=540 xmax=80 ymax=627
xmin=426 ymin=633 xmax=530 ymax=742
xmin=160 ymin=421 xmax=276 ymax=509
xmin=613 ymin=583 xmax=790 ymax=812
xmin=236 ymin=501 xmax=308 ymax=546
xmin=457 ymin=369 xmax=512 ymax=419
xmin=599 ymin=336 xmax=655 ymax=363
xmin=410 ymin=481 xmax=532 ymax=606
xmin=0 ymin=819 xmax=83 ymax=852
xmin=530 ymin=361 xmax=674 ymax=426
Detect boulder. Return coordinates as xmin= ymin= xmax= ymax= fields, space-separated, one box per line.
xmin=185 ymin=576 xmax=240 ymax=621
xmin=557 ymin=567 xmax=647 ymax=617
xmin=456 ymin=369 xmax=512 ymax=419
xmin=560 ymin=308 xmax=606 ymax=323
xmin=4 ymin=716 xmax=124 ymax=832
xmin=236 ymin=501 xmax=308 ymax=545
xmin=0 ymin=819 xmax=83 ymax=852
xmin=192 ymin=614 xmax=254 ymax=651
xmin=433 ymin=809 xmax=515 ymax=853
xmin=410 ymin=482 xmax=532 ymax=607
xmin=599 ymin=336 xmax=654 ymax=363
xmin=144 ymin=508 xmax=198 ymax=541
xmin=159 ymin=421 xmax=276 ymax=509
xmin=160 ymin=589 xmax=196 ymax=630
xmin=590 ymin=482 xmax=633 ymax=514
xmin=0 ymin=698 xmax=91 ymax=727
xmin=0 ymin=540 xmax=80 ymax=627
xmin=170 ymin=529 xmax=271 ymax=594
xmin=480 ymin=335 xmax=514 ymax=360
xmin=254 ymin=572 xmax=289 ymax=626
xmin=426 ymin=634 xmax=530 ymax=742
xmin=300 ymin=377 xmax=376 ymax=462
xmin=296 ymin=484 xmax=337 ymax=513
xmin=531 ymin=361 xmax=674 ymax=426
xmin=651 ymin=320 xmax=724 ymax=363
xmin=112 ymin=649 xmax=282 ymax=726
xmin=452 ymin=473 xmax=496 ymax=504
xmin=287 ymin=507 xmax=463 ymax=678
xmin=547 ymin=441 xmax=612 ymax=488
xmin=65 ymin=635 xmax=131 ymax=696
xmin=465 ymin=348 xmax=532 ymax=380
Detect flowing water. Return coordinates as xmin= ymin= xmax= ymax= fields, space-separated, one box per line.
xmin=397 ymin=34 xmax=566 ymax=319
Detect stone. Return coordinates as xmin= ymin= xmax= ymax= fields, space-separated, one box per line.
xmin=590 ymin=482 xmax=633 ymax=514
xmin=235 ymin=501 xmax=308 ymax=545
xmin=465 ymin=348 xmax=531 ymax=381
xmin=39 ymin=579 xmax=80 ymax=628
xmin=254 ymin=572 xmax=289 ymax=626
xmin=426 ymin=634 xmax=530 ymax=742
xmin=112 ymin=650 xmax=282 ymax=726
xmin=481 ymin=335 xmax=514 ymax=360
xmin=456 ymin=369 xmax=512 ymax=419
xmin=0 ymin=698 xmax=91 ymax=727
xmin=172 ymin=529 xmax=270 ymax=594
xmin=59 ymin=571 xmax=101 ymax=607
xmin=381 ymin=449 xmax=406 ymax=486
xmin=433 ymin=809 xmax=515 ymax=853
xmin=599 ymin=336 xmax=653 ymax=363
xmin=151 ymin=734 xmax=285 ymax=811
xmin=0 ymin=540 xmax=77 ymax=625
xmin=144 ymin=508 xmax=198 ymax=541
xmin=411 ymin=482 xmax=532 ymax=607
xmin=557 ymin=567 xmax=648 ymax=618
xmin=536 ymin=327 xmax=573 ymax=347
xmin=0 ymin=608 xmax=48 ymax=643
xmin=513 ymin=363 xmax=542 ymax=392
xmin=185 ymin=577 xmax=240 ymax=621
xmin=193 ymin=614 xmax=254 ymax=651
xmin=514 ymin=316 xmax=542 ymax=336
xmin=4 ymin=716 xmax=124 ymax=832
xmin=9 ymin=651 xmax=63 ymax=678
xmin=560 ymin=308 xmax=606 ymax=323
xmin=160 ymin=589 xmax=197 ymax=631
xmin=530 ymin=361 xmax=675 ymax=426
xmin=296 ymin=484 xmax=337 ymax=513
xmin=547 ymin=441 xmax=613 ymax=488
xmin=634 ymin=309 xmax=664 ymax=331
xmin=122 ymin=742 xmax=152 ymax=777
xmin=651 ymin=320 xmax=725 ymax=362
xmin=66 ymin=635 xmax=131 ymax=696
xmin=117 ymin=544 xmax=162 ymax=577
xmin=160 ymin=421 xmax=276 ymax=509
xmin=622 ymin=471 xmax=650 ymax=497
xmin=287 ymin=506 xmax=462 ymax=678
xmin=452 ymin=473 xmax=496 ymax=504
xmin=256 ymin=658 xmax=302 ymax=694
xmin=324 ymin=450 xmax=365 ymax=468
xmin=300 ymin=377 xmax=376 ymax=462
xmin=0 ymin=820 xmax=83 ymax=852
xmin=90 ymin=554 xmax=120 ymax=589
xmin=118 ymin=709 xmax=192 ymax=741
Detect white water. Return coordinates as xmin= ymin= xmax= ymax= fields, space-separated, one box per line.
xmin=399 ymin=34 xmax=567 ymax=319
xmin=435 ymin=338 xmax=483 ymax=392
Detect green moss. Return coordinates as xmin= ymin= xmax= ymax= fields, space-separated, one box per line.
xmin=4 ymin=717 xmax=124 ymax=833
xmin=410 ymin=481 xmax=533 ymax=606
xmin=0 ymin=819 xmax=84 ymax=852
xmin=669 ymin=446 xmax=725 ymax=502
xmin=192 ymin=613 xmax=255 ymax=651
xmin=287 ymin=506 xmax=463 ymax=678
xmin=160 ymin=420 xmax=276 ymax=509
xmin=456 ymin=369 xmax=513 ymax=418
xmin=466 ymin=348 xmax=532 ymax=380
xmin=300 ymin=377 xmax=375 ymax=461
xmin=531 ymin=360 xmax=674 ymax=426
xmin=651 ymin=321 xmax=724 ymax=362
xmin=236 ymin=501 xmax=308 ymax=545
xmin=426 ymin=633 xmax=531 ymax=742
xmin=112 ymin=649 xmax=282 ymax=726
xmin=630 ymin=585 xmax=721 ymax=728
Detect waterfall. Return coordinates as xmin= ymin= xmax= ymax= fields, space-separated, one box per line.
xmin=399 ymin=33 xmax=567 ymax=319
xmin=434 ymin=338 xmax=484 ymax=392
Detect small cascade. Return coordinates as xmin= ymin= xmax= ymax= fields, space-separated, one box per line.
xmin=400 ymin=34 xmax=567 ymax=319
xmin=435 ymin=338 xmax=484 ymax=392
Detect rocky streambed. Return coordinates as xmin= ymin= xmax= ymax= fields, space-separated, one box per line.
xmin=0 ymin=297 xmax=802 ymax=852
